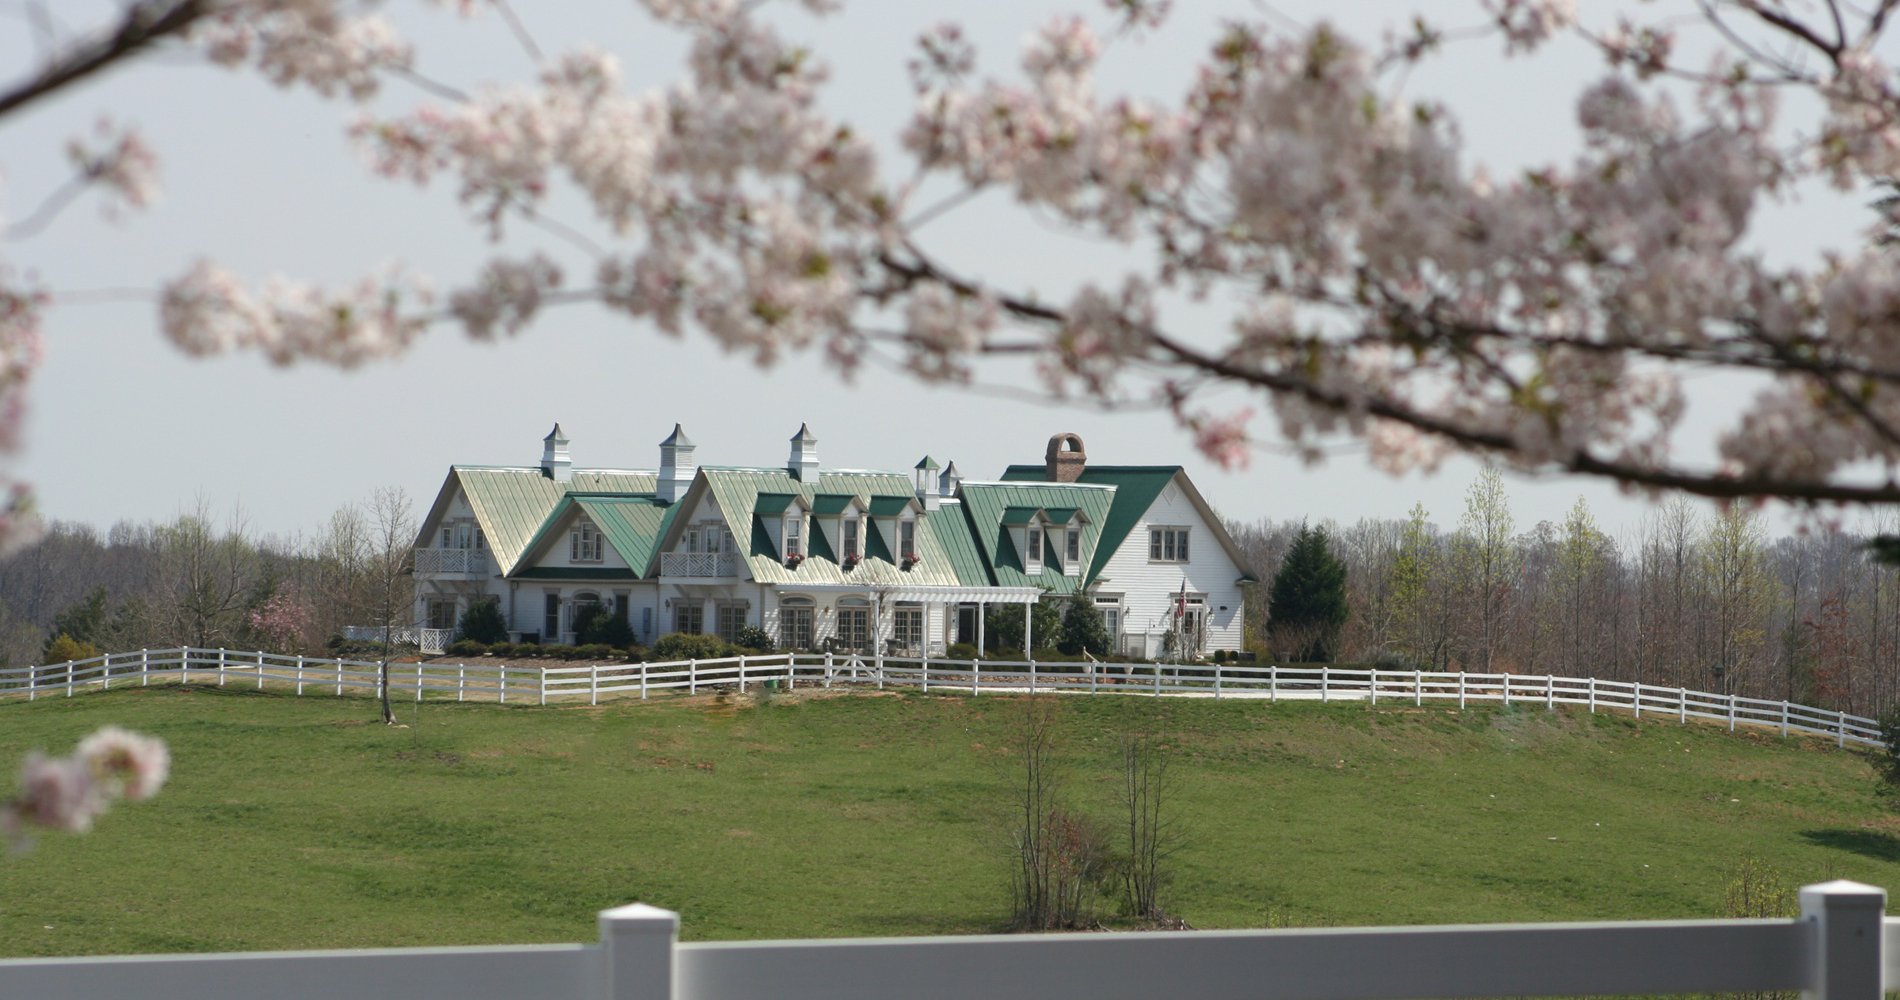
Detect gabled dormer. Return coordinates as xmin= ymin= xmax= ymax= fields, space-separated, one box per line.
xmin=866 ymin=494 xmax=922 ymax=566
xmin=754 ymin=492 xmax=813 ymax=566
xmin=810 ymin=493 xmax=867 ymax=567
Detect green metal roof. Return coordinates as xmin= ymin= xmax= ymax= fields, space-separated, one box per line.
xmin=754 ymin=493 xmax=798 ymax=515
xmin=999 ymin=464 xmax=1256 ymax=582
xmin=958 ymin=482 xmax=1114 ymax=595
xmin=1001 ymin=506 xmax=1041 ymax=526
xmin=449 ymin=467 xmax=657 ymax=575
xmin=697 ymin=468 xmax=964 ymax=588
xmin=868 ymin=496 xmax=913 ymax=517
xmin=935 ymin=502 xmax=996 ymax=586
xmin=512 ymin=494 xmax=677 ymax=580
xmin=810 ymin=494 xmax=856 ymax=515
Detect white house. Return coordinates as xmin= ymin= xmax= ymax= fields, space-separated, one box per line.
xmin=410 ymin=425 xmax=1257 ymax=657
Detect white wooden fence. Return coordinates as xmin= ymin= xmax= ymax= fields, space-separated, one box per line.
xmin=0 ymin=646 xmax=1884 ymax=748
xmin=0 ymin=880 xmax=1891 ymax=1000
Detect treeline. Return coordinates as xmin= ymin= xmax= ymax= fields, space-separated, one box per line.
xmin=0 ymin=491 xmax=414 ymax=669
xmin=1230 ymin=468 xmax=1900 ymax=717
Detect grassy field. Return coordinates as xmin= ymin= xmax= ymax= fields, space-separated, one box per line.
xmin=0 ymin=682 xmax=1896 ymax=957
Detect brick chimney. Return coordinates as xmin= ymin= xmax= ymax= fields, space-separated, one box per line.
xmin=1045 ymin=433 xmax=1086 ymax=482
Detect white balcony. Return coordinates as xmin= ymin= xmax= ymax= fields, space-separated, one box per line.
xmin=415 ymin=547 xmax=490 ymax=577
xmin=660 ymin=551 xmax=740 ymax=578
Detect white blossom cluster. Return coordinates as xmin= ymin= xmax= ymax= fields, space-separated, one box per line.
xmin=3 ymin=727 xmax=169 ymax=853
xmin=9 ymin=1 xmax=1900 ymax=512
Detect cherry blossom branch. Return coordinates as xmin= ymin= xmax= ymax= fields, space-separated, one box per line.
xmin=0 ymin=0 xmax=205 ymax=119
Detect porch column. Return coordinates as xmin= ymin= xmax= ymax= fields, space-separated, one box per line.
xmin=1023 ymin=599 xmax=1032 ymax=653
xmin=977 ymin=601 xmax=986 ymax=652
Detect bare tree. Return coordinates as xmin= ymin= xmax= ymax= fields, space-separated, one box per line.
xmin=368 ymin=486 xmax=414 ymax=725
xmin=1118 ymin=731 xmax=1182 ymax=925
xmin=148 ymin=498 xmax=259 ymax=649
xmin=1009 ymin=697 xmax=1105 ymax=931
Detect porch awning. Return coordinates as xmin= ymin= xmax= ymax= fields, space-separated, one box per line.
xmin=769 ymin=584 xmax=1043 ymax=604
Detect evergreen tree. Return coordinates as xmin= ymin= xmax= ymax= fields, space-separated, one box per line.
xmin=1267 ymin=523 xmax=1349 ymax=662
xmin=458 ymin=599 xmax=509 ymax=644
xmin=1058 ymin=592 xmax=1112 ymax=656
xmin=42 ymin=587 xmax=109 ymax=661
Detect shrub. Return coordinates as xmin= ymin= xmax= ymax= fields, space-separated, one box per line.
xmin=1879 ymin=703 xmax=1900 ymax=786
xmin=576 ymin=609 xmax=634 ymax=647
xmin=623 ymin=645 xmax=648 ymax=663
xmin=445 ymin=639 xmax=489 ymax=658
xmin=946 ymin=642 xmax=980 ymax=661
xmin=1057 ymin=593 xmax=1112 ymax=657
xmin=571 ymin=643 xmax=619 ymax=661
xmin=457 ymin=600 xmax=509 ymax=644
xmin=733 ymin=625 xmax=774 ymax=651
xmin=652 ymin=632 xmax=733 ymax=662
xmin=42 ymin=633 xmax=102 ymax=664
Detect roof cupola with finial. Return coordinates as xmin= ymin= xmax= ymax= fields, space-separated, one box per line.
xmin=914 ymin=455 xmax=942 ymax=511
xmin=657 ymin=423 xmax=695 ymax=504
xmin=540 ymin=423 xmax=572 ymax=482
xmin=788 ymin=422 xmax=820 ymax=482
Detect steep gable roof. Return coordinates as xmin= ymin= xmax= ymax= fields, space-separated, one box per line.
xmin=1001 ymin=464 xmax=1256 ymax=582
xmin=515 ymin=494 xmax=677 ymax=579
xmin=417 ymin=466 xmax=658 ymax=575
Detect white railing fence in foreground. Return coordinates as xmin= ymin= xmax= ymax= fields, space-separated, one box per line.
xmin=0 ymin=646 xmax=1884 ymax=748
xmin=0 ymin=881 xmax=1889 ymax=1000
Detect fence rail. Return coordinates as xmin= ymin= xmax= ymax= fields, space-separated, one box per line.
xmin=0 ymin=882 xmax=1890 ymax=1000
xmin=0 ymin=647 xmax=1884 ymax=748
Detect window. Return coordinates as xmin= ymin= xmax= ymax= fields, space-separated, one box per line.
xmin=1095 ymin=595 xmax=1122 ymax=645
xmin=835 ymin=600 xmax=870 ymax=651
xmin=640 ymin=607 xmax=653 ymax=643
xmin=475 ymin=529 xmax=486 ymax=551
xmin=784 ymin=515 xmax=803 ymax=557
xmin=1148 ymin=526 xmax=1190 ymax=563
xmin=428 ymin=600 xmax=456 ymax=631
xmin=842 ymin=516 xmax=860 ymax=559
xmin=893 ymin=604 xmax=924 ymax=651
xmin=440 ymin=527 xmax=452 ymax=548
xmin=684 ymin=526 xmax=701 ymax=553
xmin=780 ymin=598 xmax=814 ymax=649
xmin=1026 ymin=525 xmax=1043 ymax=573
xmin=716 ymin=602 xmax=748 ymax=643
xmin=1065 ymin=528 xmax=1080 ymax=565
xmin=571 ymin=519 xmax=602 ymax=562
xmin=674 ymin=601 xmax=704 ymax=635
xmin=900 ymin=519 xmax=917 ymax=559
xmin=543 ymin=592 xmax=560 ymax=642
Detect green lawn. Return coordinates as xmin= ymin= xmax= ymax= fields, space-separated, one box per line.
xmin=0 ymin=683 xmax=1895 ymax=957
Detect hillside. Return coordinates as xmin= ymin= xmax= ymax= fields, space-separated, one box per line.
xmin=0 ymin=686 xmax=1894 ymax=956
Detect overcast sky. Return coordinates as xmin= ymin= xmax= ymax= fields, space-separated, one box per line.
xmin=1 ymin=1 xmax=1887 ymax=544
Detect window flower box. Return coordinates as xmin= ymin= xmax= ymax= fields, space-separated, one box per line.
xmin=785 ymin=553 xmax=805 ymax=569
xmin=842 ymin=554 xmax=862 ymax=570
xmin=901 ymin=553 xmax=922 ymax=571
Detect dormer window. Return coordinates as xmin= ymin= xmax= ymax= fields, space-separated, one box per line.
xmin=1064 ymin=527 xmax=1080 ymax=574
xmin=899 ymin=519 xmax=916 ymax=560
xmin=784 ymin=515 xmax=803 ymax=558
xmin=842 ymin=516 xmax=861 ymax=560
xmin=1026 ymin=524 xmax=1043 ymax=574
xmin=570 ymin=519 xmax=602 ymax=562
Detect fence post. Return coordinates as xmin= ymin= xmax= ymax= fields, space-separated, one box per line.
xmin=1839 ymin=711 xmax=1847 ymax=748
xmin=592 ymin=663 xmax=600 ymax=706
xmin=1546 ymin=674 xmax=1554 ymax=711
xmin=972 ymin=657 xmax=980 ymax=696
xmin=1153 ymin=661 xmax=1161 ymax=695
xmin=142 ymin=648 xmax=150 ymax=687
xmin=689 ymin=659 xmax=698 ymax=696
xmin=459 ymin=665 xmax=466 ymax=703
xmin=1458 ymin=671 xmax=1467 ymax=710
xmin=1369 ymin=668 xmax=1377 ymax=706
xmin=416 ymin=663 xmax=424 ymax=703
xmin=500 ymin=665 xmax=507 ymax=705
xmin=1270 ymin=663 xmax=1277 ymax=704
xmin=337 ymin=657 xmax=344 ymax=696
xmin=65 ymin=658 xmax=74 ymax=697
xmin=597 ymin=902 xmax=679 ymax=1000
xmin=922 ymin=650 xmax=931 ymax=694
xmin=296 ymin=655 xmax=305 ymax=696
xmin=1321 ymin=665 xmax=1329 ymax=704
xmin=539 ymin=668 xmax=547 ymax=707
xmin=258 ymin=651 xmax=266 ymax=691
xmin=785 ymin=653 xmax=795 ymax=691
xmin=1679 ymin=687 xmax=1687 ymax=724
xmin=218 ymin=647 xmax=227 ymax=686
xmin=1781 ymin=700 xmax=1789 ymax=736
xmin=1502 ymin=675 xmax=1510 ymax=707
xmin=1029 ymin=656 xmax=1037 ymax=696
xmin=1214 ymin=661 xmax=1221 ymax=700
xmin=823 ymin=652 xmax=832 ymax=690
xmin=1730 ymin=692 xmax=1737 ymax=732
xmin=640 ymin=662 xmax=648 ymax=701
xmin=1635 ymin=683 xmax=1643 ymax=719
xmin=102 ymin=652 xmax=111 ymax=691
xmin=739 ymin=654 xmax=748 ymax=694
xmin=1588 ymin=676 xmax=1596 ymax=713
xmin=1415 ymin=669 xmax=1422 ymax=707
xmin=1798 ymin=880 xmax=1885 ymax=1000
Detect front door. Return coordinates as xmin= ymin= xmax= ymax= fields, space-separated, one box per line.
xmin=780 ymin=607 xmax=814 ymax=650
xmin=956 ymin=604 xmax=980 ymax=646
